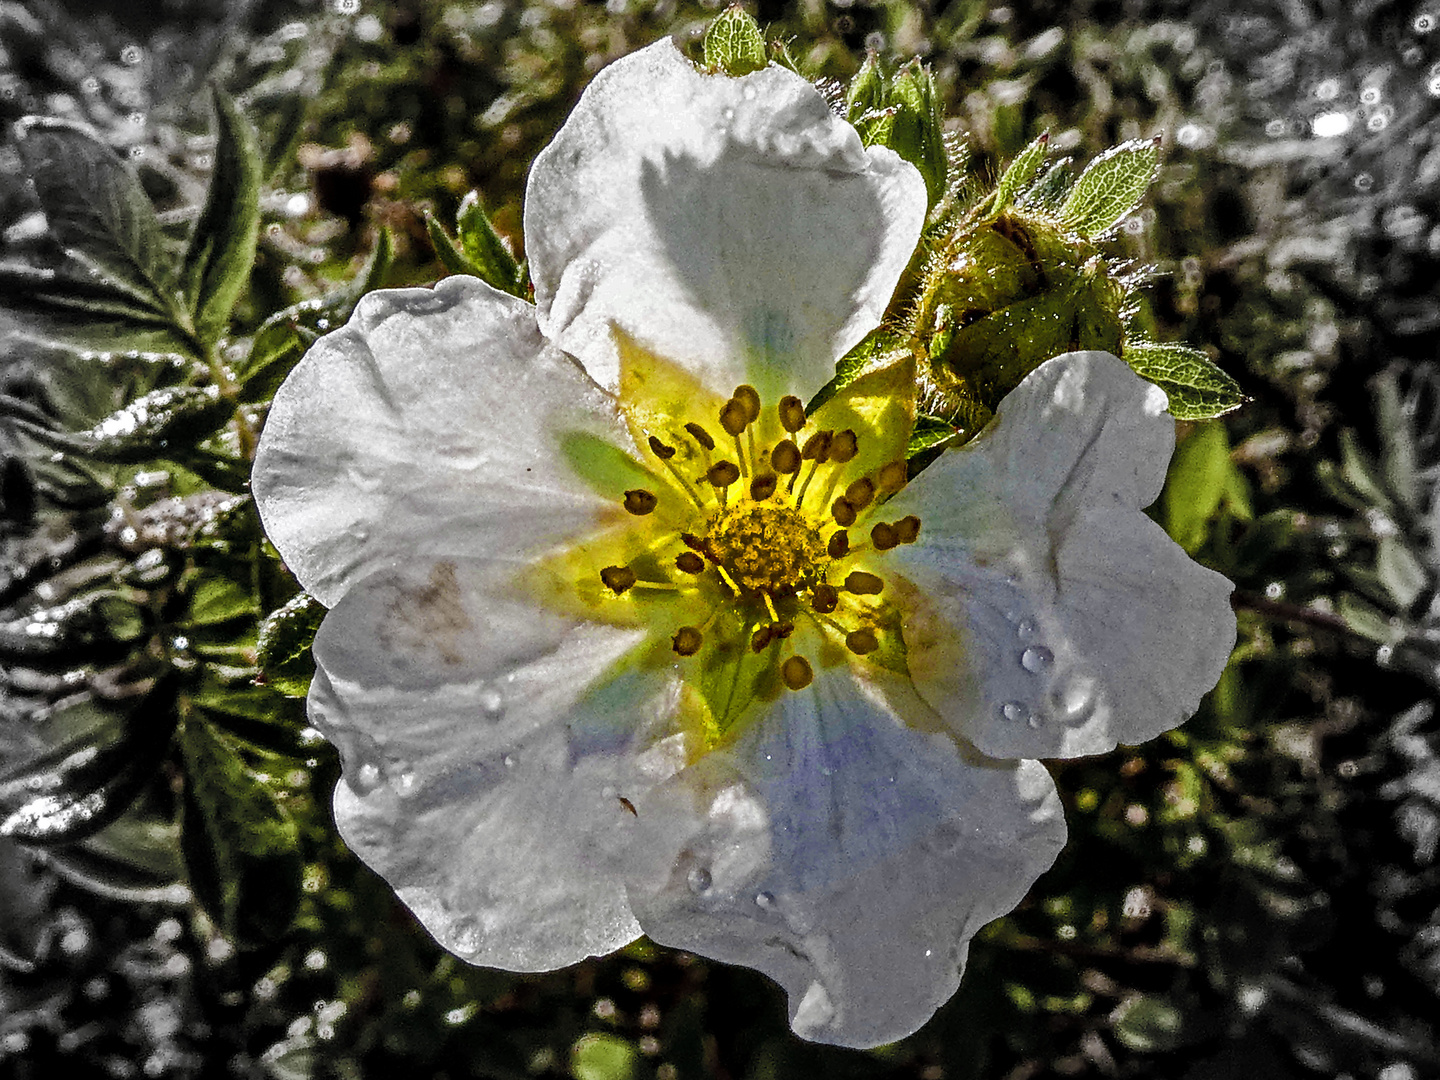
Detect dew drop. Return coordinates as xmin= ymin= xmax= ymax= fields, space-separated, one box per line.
xmin=754 ymin=891 xmax=776 ymax=910
xmin=1049 ymin=673 xmax=1097 ymax=727
xmin=1001 ymin=701 xmax=1028 ymax=723
xmin=502 ymin=754 xmax=517 ymax=769
xmin=1016 ymin=619 xmax=1037 ymax=641
xmin=479 ymin=685 xmax=504 ymax=720
xmin=351 ymin=762 xmax=383 ymax=794
xmin=686 ymin=866 xmax=713 ymax=895
xmin=391 ymin=769 xmax=418 ymax=796
xmin=449 ymin=917 xmax=482 ymax=956
xmin=120 ymin=44 xmax=144 ymax=65
xmin=1418 ymin=12 xmax=1437 ymax=32
xmin=1020 ymin=645 xmax=1054 ymax=673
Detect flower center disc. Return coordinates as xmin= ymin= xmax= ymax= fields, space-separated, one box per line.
xmin=706 ymin=503 xmax=824 ymax=596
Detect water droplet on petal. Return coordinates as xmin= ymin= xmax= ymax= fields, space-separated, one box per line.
xmin=1049 ymin=672 xmax=1098 ymax=727
xmin=1016 ymin=619 xmax=1037 ymax=641
xmin=479 ymin=685 xmax=504 ymax=720
xmin=754 ymin=891 xmax=776 ymax=910
xmin=1020 ymin=645 xmax=1054 ymax=673
xmin=1001 ymin=701 xmax=1028 ymax=723
xmin=449 ymin=916 xmax=481 ymax=956
xmin=391 ymin=768 xmax=418 ymax=796
xmin=687 ymin=867 xmax=713 ymax=895
xmin=502 ymin=754 xmax=517 ymax=769
xmin=352 ymin=762 xmax=383 ymax=793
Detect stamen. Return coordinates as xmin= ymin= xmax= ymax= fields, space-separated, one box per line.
xmin=827 ymin=530 xmax=850 ymax=559
xmin=772 ymin=440 xmax=801 ymax=476
xmin=675 ymin=552 xmax=705 ymax=574
xmin=751 ymin=625 xmax=774 ymax=652
xmin=707 ymin=461 xmax=740 ymax=488
xmin=684 ymin=422 xmax=716 ymax=451
xmin=681 ymin=533 xmax=706 ymax=552
xmin=733 ymin=385 xmax=761 ymax=424
xmin=800 ymin=430 xmax=834 ymax=463
xmin=750 ymin=472 xmax=777 ymax=502
xmin=781 ymin=655 xmax=814 ymax=691
xmin=778 ymin=395 xmax=806 ymax=432
xmin=895 ymin=515 xmax=921 ymax=543
xmin=623 ymin=489 xmax=658 ymax=515
xmin=845 ymin=477 xmax=875 ymax=510
xmin=672 ymin=626 xmax=703 ymax=656
xmin=831 ymin=498 xmax=857 ymax=527
xmin=719 ymin=399 xmax=749 ymax=437
xmin=601 ymin=566 xmax=637 ymax=594
xmin=716 ymin=565 xmax=742 ymax=594
xmin=811 ymin=583 xmax=839 ymax=613
xmin=845 ymin=629 xmax=879 ymax=655
xmin=845 ymin=571 xmax=884 ymax=595
xmin=648 ymin=435 xmax=677 ymax=460
xmin=762 ymin=593 xmax=780 ymax=623
xmin=773 ymin=621 xmax=795 ymax=639
xmin=871 ymin=522 xmax=899 ymax=551
xmin=830 ymin=429 xmax=859 ymax=463
xmin=877 ymin=460 xmax=908 ymax=492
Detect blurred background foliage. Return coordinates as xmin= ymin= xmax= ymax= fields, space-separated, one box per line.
xmin=2 ymin=0 xmax=1439 ymax=1077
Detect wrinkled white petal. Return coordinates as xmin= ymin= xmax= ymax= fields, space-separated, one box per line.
xmin=526 ymin=38 xmax=927 ymax=400
xmin=253 ymin=276 xmax=627 ymax=608
xmin=889 ymin=351 xmax=1236 ymax=759
xmin=624 ymin=668 xmax=1065 ymax=1048
xmin=310 ymin=557 xmax=689 ymax=970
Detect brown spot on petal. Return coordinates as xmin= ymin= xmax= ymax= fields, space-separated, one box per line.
xmin=386 ymin=561 xmax=472 ymax=666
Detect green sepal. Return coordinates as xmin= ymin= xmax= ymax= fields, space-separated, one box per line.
xmin=844 ymin=51 xmax=885 ymax=123
xmin=1059 ymin=136 xmax=1162 ymax=239
xmin=179 ymin=718 xmax=302 ymax=944
xmin=12 ymin=117 xmax=177 ymax=326
xmin=179 ymin=86 xmax=263 ymax=349
xmin=256 ymin=592 xmax=327 ymax=698
xmin=806 ymin=327 xmax=910 ymax=416
xmin=988 ymin=130 xmax=1050 ymax=217
xmin=703 ymin=5 xmax=768 ymax=77
xmin=237 ymin=228 xmax=392 ymax=403
xmin=1124 ymin=341 xmax=1245 ymax=421
xmin=0 ymin=674 xmax=180 ymax=846
xmin=457 ymin=190 xmax=528 ymax=297
xmin=887 ymin=62 xmax=949 ymax=207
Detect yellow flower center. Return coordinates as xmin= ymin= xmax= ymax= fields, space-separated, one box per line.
xmin=703 ymin=503 xmax=824 ymax=595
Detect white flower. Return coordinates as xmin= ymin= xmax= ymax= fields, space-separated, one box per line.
xmin=252 ymin=39 xmax=1235 ymax=1048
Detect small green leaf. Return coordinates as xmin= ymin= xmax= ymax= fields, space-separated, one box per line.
xmin=1058 ymin=136 xmax=1161 ymax=238
xmin=1112 ymin=995 xmax=1187 ymax=1052
xmin=989 ymin=130 xmax=1049 ymax=216
xmin=180 ymin=87 xmax=263 ymax=348
xmin=186 ymin=571 xmax=256 ymax=626
xmin=179 ymin=719 xmax=302 ymax=944
xmin=703 ymin=6 xmax=768 ymax=77
xmin=1162 ymin=422 xmax=1232 ymax=554
xmin=426 ymin=211 xmax=474 ymax=277
xmin=888 ymin=62 xmax=949 ymax=207
xmin=14 ymin=117 xmax=174 ymax=318
xmin=1123 ymin=341 xmax=1245 ymax=421
xmin=256 ymin=593 xmax=326 ymax=698
xmin=806 ymin=327 xmax=909 ymax=415
xmin=908 ymin=414 xmax=962 ymax=456
xmin=1376 ymin=535 xmax=1427 ymax=610
xmin=456 ymin=190 xmax=526 ymax=297
xmin=844 ymin=51 xmax=885 ymax=123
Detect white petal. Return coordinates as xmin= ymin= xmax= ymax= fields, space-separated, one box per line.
xmin=624 ymin=668 xmax=1065 ymax=1048
xmin=309 ymin=557 xmax=688 ymax=971
xmin=889 ymin=351 xmax=1236 ymax=758
xmin=253 ymin=276 xmax=627 ymax=608
xmin=525 ymin=38 xmax=927 ymax=400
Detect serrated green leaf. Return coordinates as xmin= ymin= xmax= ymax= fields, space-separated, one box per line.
xmin=14 ymin=117 xmax=178 ymax=323
xmin=238 ymin=230 xmax=392 ymax=404
xmin=1162 ymin=422 xmax=1232 ymax=554
xmin=256 ymin=593 xmax=326 ymax=698
xmin=1124 ymin=341 xmax=1245 ymax=421
xmin=16 ymin=384 xmax=235 ymax=464
xmin=456 ymin=190 xmax=526 ymax=297
xmin=1058 ymin=136 xmax=1161 ymax=238
xmin=186 ymin=572 xmax=256 ymax=626
xmin=0 ymin=262 xmax=197 ymax=356
xmin=703 ymin=6 xmax=768 ymax=77
xmin=888 ymin=62 xmax=948 ymax=206
xmin=844 ymin=51 xmax=885 ymax=123
xmin=179 ymin=719 xmax=302 ymax=944
xmin=180 ymin=87 xmax=262 ymax=348
xmin=990 ymin=130 xmax=1049 ymax=216
xmin=43 ymin=816 xmax=186 ymax=903
xmin=852 ymin=106 xmax=897 ymax=149
xmin=908 ymin=414 xmax=962 ymax=456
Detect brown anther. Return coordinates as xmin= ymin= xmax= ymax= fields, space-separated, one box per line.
xmin=811 ymin=583 xmax=839 ymax=613
xmin=830 ymin=429 xmax=859 ymax=463
xmin=623 ymin=489 xmax=658 ymax=515
xmin=800 ymin=430 xmax=833 ymax=462
xmin=774 ymin=621 xmax=795 ymax=639
xmin=877 ymin=460 xmax=908 ymax=491
xmin=672 ymin=626 xmax=703 ymax=656
xmin=681 ymin=532 xmax=706 ymax=552
xmin=781 ymin=655 xmax=814 ymax=690
xmin=845 ymin=629 xmax=879 ymax=655
xmin=648 ymin=435 xmax=677 ymax=460
xmin=831 ymin=498 xmax=857 ymax=527
xmin=845 ymin=571 xmax=884 ymax=595
xmin=706 ymin=460 xmax=741 ymax=487
xmin=771 ymin=440 xmax=801 ymax=475
xmin=827 ymin=530 xmax=850 ymax=559
xmin=601 ymin=566 xmax=637 ymax=594
xmin=750 ymin=625 xmax=774 ymax=652
xmin=675 ymin=551 xmax=705 ymax=574
xmin=895 ymin=515 xmax=921 ymax=544
xmin=733 ymin=384 xmax=761 ymax=423
xmin=719 ymin=398 xmax=750 ymax=437
xmin=778 ymin=395 xmax=807 ymax=432
xmin=684 ymin=422 xmax=716 ymax=451
xmin=845 ymin=477 xmax=875 ymax=509
xmin=750 ymin=473 xmax=777 ymax=502
xmin=871 ymin=522 xmax=899 ymax=551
